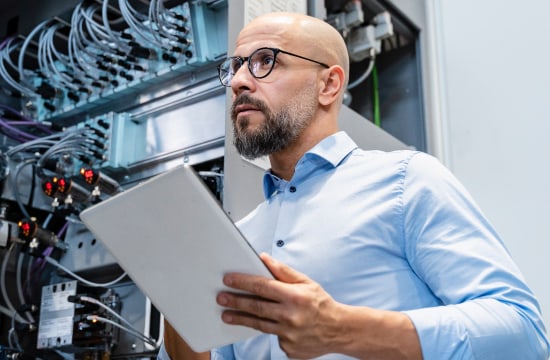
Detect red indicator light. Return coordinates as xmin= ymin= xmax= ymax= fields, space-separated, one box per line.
xmin=80 ymin=168 xmax=98 ymax=185
xmin=42 ymin=181 xmax=55 ymax=196
xmin=56 ymin=178 xmax=68 ymax=193
xmin=18 ymin=220 xmax=35 ymax=238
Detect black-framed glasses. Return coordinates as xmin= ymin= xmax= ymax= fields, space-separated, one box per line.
xmin=217 ymin=47 xmax=330 ymax=87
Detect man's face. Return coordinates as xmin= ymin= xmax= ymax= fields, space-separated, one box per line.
xmin=230 ymin=83 xmax=316 ymax=160
xmin=229 ymin=23 xmax=320 ymax=160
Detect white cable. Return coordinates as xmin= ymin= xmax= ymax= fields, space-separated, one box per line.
xmin=148 ymin=0 xmax=177 ymax=45
xmin=1 ymin=39 xmax=20 ymax=68
xmin=144 ymin=297 xmax=165 ymax=349
xmin=39 ymin=24 xmax=78 ymax=91
xmin=37 ymin=138 xmax=91 ymax=170
xmin=144 ymin=296 xmax=152 ymax=349
xmin=79 ymin=295 xmax=138 ymax=335
xmin=119 ymin=0 xmax=164 ymax=48
xmin=44 ymin=256 xmax=128 ymax=288
xmin=80 ymin=295 xmax=158 ymax=347
xmin=45 ymin=26 xmax=72 ymax=69
xmin=17 ymin=19 xmax=51 ymax=91
xmin=157 ymin=312 xmax=165 ymax=348
xmin=148 ymin=0 xmax=167 ymax=45
xmin=40 ymin=27 xmax=71 ymax=90
xmin=16 ymin=252 xmax=35 ymax=323
xmin=7 ymin=125 xmax=82 ymax=158
xmin=8 ymin=327 xmax=22 ymax=352
xmin=7 ymin=141 xmax=55 ymax=157
xmin=10 ymin=309 xmax=24 ymax=351
xmin=54 ymin=349 xmax=74 ymax=360
xmin=82 ymin=6 xmax=114 ymax=52
xmin=198 ymin=171 xmax=224 ymax=178
xmin=68 ymin=3 xmax=95 ymax=78
xmin=0 ymin=39 xmax=37 ymax=97
xmin=0 ymin=303 xmax=16 ymax=318
xmin=1 ymin=243 xmax=29 ymax=324
xmin=6 ymin=128 xmax=72 ymax=157
xmin=102 ymin=0 xmax=131 ymax=52
xmin=86 ymin=315 xmax=157 ymax=347
xmin=347 ymin=55 xmax=376 ymax=90
xmin=68 ymin=4 xmax=106 ymax=80
xmin=9 ymin=158 xmax=37 ymax=219
xmin=2 ymin=243 xmax=18 ymax=314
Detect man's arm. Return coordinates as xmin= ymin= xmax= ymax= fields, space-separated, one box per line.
xmin=217 ymin=253 xmax=422 ymax=359
xmin=163 ymin=320 xmax=210 ymax=360
xmin=400 ymin=152 xmax=549 ymax=359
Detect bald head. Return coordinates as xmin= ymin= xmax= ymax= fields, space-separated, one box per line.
xmin=230 ymin=12 xmax=348 ymax=171
xmin=237 ymin=12 xmax=349 ymax=87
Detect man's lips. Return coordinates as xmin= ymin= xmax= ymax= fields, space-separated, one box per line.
xmin=234 ymin=104 xmax=259 ymax=116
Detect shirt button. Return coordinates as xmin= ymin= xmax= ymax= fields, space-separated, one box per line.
xmin=276 ymin=240 xmax=285 ymax=247
xmin=289 ymin=186 xmax=296 ymax=193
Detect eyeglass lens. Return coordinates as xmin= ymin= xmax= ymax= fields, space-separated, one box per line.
xmin=218 ymin=48 xmax=277 ymax=86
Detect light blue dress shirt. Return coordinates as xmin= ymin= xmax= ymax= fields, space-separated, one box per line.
xmin=159 ymin=131 xmax=549 ymax=360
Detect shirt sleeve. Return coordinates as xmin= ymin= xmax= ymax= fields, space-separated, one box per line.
xmin=211 ymin=345 xmax=235 ymax=359
xmin=156 ymin=344 xmax=170 ymax=360
xmin=401 ymin=152 xmax=549 ymax=360
xmin=156 ymin=343 xmax=234 ymax=360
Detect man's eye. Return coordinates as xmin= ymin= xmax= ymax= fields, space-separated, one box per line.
xmin=230 ymin=60 xmax=242 ymax=73
xmin=252 ymin=51 xmax=275 ymax=68
xmin=260 ymin=55 xmax=274 ymax=66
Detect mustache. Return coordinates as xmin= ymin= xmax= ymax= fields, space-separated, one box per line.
xmin=231 ymin=94 xmax=269 ymax=119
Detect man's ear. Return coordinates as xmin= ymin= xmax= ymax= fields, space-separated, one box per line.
xmin=318 ymin=65 xmax=345 ymax=106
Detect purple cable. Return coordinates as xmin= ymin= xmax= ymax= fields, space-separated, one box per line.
xmin=0 ymin=117 xmax=39 ymax=141
xmin=57 ymin=221 xmax=69 ymax=238
xmin=35 ymin=222 xmax=68 ymax=273
xmin=4 ymin=120 xmax=44 ymax=126
xmin=38 ymin=246 xmax=54 ymax=272
xmin=0 ymin=104 xmax=55 ymax=134
xmin=0 ymin=36 xmax=9 ymax=50
xmin=28 ymin=221 xmax=67 ymax=276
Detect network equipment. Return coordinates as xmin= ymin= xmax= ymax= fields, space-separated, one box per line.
xmin=0 ymin=0 xmax=227 ymax=358
xmin=1 ymin=0 xmax=226 ymax=123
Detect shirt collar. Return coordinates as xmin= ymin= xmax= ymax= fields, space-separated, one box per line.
xmin=262 ymin=131 xmax=358 ymax=199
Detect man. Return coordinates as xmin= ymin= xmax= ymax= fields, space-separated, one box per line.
xmin=159 ymin=12 xmax=549 ymax=359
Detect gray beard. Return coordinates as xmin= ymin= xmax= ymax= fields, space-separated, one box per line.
xmin=231 ymin=92 xmax=316 ymax=160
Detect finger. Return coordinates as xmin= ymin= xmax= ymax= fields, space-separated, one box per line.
xmin=217 ymin=291 xmax=280 ymax=320
xmin=222 ymin=255 xmax=312 ymax=301
xmin=260 ymin=253 xmax=311 ymax=284
xmin=221 ymin=309 xmax=279 ymax=335
xmin=223 ymin=272 xmax=289 ymax=302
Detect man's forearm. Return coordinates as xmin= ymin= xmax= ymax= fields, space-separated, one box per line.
xmin=336 ymin=304 xmax=422 ymax=360
xmin=163 ymin=320 xmax=210 ymax=360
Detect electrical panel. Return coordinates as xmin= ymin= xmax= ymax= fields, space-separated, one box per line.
xmin=0 ymin=1 xmax=424 ymax=359
xmin=0 ymin=1 xmax=227 ymax=358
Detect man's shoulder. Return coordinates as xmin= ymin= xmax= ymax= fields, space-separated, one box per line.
xmin=349 ymin=147 xmax=422 ymax=167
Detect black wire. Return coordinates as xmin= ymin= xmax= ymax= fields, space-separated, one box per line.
xmin=110 ymin=350 xmax=159 ymax=359
xmin=26 ymin=165 xmax=36 ymax=210
xmin=10 ymin=160 xmax=34 ymax=219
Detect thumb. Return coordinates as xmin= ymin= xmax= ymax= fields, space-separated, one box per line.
xmin=260 ymin=253 xmax=310 ymax=284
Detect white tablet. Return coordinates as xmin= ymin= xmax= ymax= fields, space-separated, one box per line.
xmin=79 ymin=164 xmax=272 ymax=352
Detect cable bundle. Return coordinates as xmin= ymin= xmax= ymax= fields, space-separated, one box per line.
xmin=0 ymin=0 xmax=195 ymax=120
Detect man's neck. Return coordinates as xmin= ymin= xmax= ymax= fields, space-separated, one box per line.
xmin=269 ymin=127 xmax=338 ymax=181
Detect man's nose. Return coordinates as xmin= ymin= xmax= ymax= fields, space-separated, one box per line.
xmin=231 ymin=63 xmax=254 ymax=94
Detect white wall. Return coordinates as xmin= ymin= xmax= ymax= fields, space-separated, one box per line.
xmin=430 ymin=0 xmax=550 ymax=328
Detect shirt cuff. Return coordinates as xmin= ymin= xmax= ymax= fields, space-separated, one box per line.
xmin=156 ymin=344 xmax=171 ymax=360
xmin=403 ymin=305 xmax=472 ymax=360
